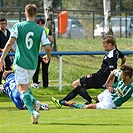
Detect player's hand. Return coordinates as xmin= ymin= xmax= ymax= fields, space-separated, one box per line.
xmin=108 ymin=86 xmax=114 ymax=93
xmin=105 ymin=82 xmax=110 ymax=88
xmin=0 ymin=59 xmax=5 ymax=71
xmin=42 ymin=55 xmax=50 ymax=64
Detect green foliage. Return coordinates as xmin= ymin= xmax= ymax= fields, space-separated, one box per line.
xmin=52 ymin=0 xmax=61 ymax=9
xmin=1 ymin=0 xmax=133 ymax=12
xmin=60 ymin=0 xmax=132 ymax=11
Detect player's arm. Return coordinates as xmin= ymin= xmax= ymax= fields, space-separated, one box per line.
xmin=44 ymin=45 xmax=51 ymax=59
xmin=41 ymin=30 xmax=51 ymax=63
xmin=0 ymin=38 xmax=15 ymax=71
xmin=106 ymin=70 xmax=116 ymax=92
xmin=1 ymin=38 xmax=15 ymax=60
xmin=41 ymin=46 xmax=51 ymax=64
xmin=48 ymin=30 xmax=53 ymax=43
xmin=120 ymin=56 xmax=126 ymax=66
xmin=117 ymin=49 xmax=126 ymax=66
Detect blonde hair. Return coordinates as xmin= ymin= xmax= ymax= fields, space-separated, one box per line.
xmin=103 ymin=35 xmax=116 ymax=46
xmin=25 ymin=4 xmax=37 ymax=17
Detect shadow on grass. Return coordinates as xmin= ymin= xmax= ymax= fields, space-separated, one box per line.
xmin=0 ymin=95 xmax=11 ymax=103
xmin=0 ymin=107 xmax=17 ymax=110
xmin=40 ymin=122 xmax=132 ymax=126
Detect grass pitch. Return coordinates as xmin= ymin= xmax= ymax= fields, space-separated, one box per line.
xmin=0 ymin=88 xmax=132 ymax=133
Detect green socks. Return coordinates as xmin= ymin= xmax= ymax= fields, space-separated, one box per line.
xmin=21 ymin=92 xmax=34 ymax=115
xmin=60 ymin=100 xmax=84 ymax=108
xmin=28 ymin=89 xmax=36 ymax=105
xmin=60 ymin=101 xmax=67 ymax=106
xmin=72 ymin=103 xmax=84 ymax=109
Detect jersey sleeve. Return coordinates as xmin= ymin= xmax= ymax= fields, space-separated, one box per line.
xmin=112 ymin=70 xmax=122 ymax=89
xmin=41 ymin=30 xmax=51 ymax=47
xmin=10 ymin=24 xmax=18 ymax=39
xmin=117 ymin=49 xmax=124 ymax=59
xmin=114 ymin=70 xmax=121 ymax=77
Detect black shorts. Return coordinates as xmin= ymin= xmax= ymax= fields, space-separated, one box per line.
xmin=80 ymin=73 xmax=105 ymax=89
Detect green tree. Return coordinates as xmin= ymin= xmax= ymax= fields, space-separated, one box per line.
xmin=53 ymin=0 xmax=62 ymax=9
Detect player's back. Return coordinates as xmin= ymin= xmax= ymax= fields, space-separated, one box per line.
xmin=13 ymin=21 xmax=44 ymax=69
xmin=96 ymin=49 xmax=122 ymax=85
xmin=3 ymin=73 xmax=24 ymax=109
xmin=3 ymin=73 xmax=17 ymax=97
xmin=112 ymin=78 xmax=133 ymax=107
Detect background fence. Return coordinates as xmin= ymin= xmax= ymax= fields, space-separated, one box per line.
xmin=0 ymin=7 xmax=133 ymax=38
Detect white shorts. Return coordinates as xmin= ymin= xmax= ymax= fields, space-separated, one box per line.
xmin=96 ymin=90 xmax=116 ymax=109
xmin=14 ymin=64 xmax=36 ymax=85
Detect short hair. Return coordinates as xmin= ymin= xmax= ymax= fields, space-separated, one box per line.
xmin=25 ymin=4 xmax=37 ymax=17
xmin=103 ymin=35 xmax=116 ymax=46
xmin=36 ymin=18 xmax=45 ymax=25
xmin=0 ymin=18 xmax=7 ymax=22
xmin=120 ymin=64 xmax=133 ymax=78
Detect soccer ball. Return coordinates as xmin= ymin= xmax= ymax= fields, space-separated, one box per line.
xmin=40 ymin=104 xmax=49 ymax=110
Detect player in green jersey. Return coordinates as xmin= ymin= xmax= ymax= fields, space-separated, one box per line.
xmin=62 ymin=64 xmax=133 ymax=109
xmin=0 ymin=4 xmax=51 ymax=124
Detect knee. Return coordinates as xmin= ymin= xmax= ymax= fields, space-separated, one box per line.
xmin=72 ymin=80 xmax=80 ymax=89
xmin=72 ymin=86 xmax=82 ymax=94
xmin=72 ymin=82 xmax=76 ymax=89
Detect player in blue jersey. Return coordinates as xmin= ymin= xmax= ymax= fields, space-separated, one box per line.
xmin=0 ymin=70 xmax=49 ymax=110
xmin=62 ymin=64 xmax=133 ymax=109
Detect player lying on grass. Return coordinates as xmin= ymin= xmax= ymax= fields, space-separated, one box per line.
xmin=56 ymin=64 xmax=133 ymax=109
xmin=52 ymin=35 xmax=126 ymax=108
xmin=0 ymin=70 xmax=49 ymax=110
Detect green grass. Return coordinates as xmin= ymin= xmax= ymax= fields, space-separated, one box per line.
xmin=0 ymin=90 xmax=133 ymax=133
xmin=0 ymin=38 xmax=133 ymax=133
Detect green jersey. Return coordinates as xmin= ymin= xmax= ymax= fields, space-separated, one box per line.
xmin=11 ymin=21 xmax=50 ymax=69
xmin=111 ymin=70 xmax=133 ymax=107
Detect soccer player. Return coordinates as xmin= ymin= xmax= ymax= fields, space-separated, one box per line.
xmin=52 ymin=35 xmax=126 ymax=108
xmin=0 ymin=4 xmax=51 ymax=124
xmin=0 ymin=70 xmax=49 ymax=110
xmin=65 ymin=64 xmax=133 ymax=109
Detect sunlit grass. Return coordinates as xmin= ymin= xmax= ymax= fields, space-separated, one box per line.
xmin=0 ymin=93 xmax=132 ymax=133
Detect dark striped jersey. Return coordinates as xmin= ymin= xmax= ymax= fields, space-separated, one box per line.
xmin=96 ymin=48 xmax=124 ymax=85
xmin=111 ymin=70 xmax=133 ymax=107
